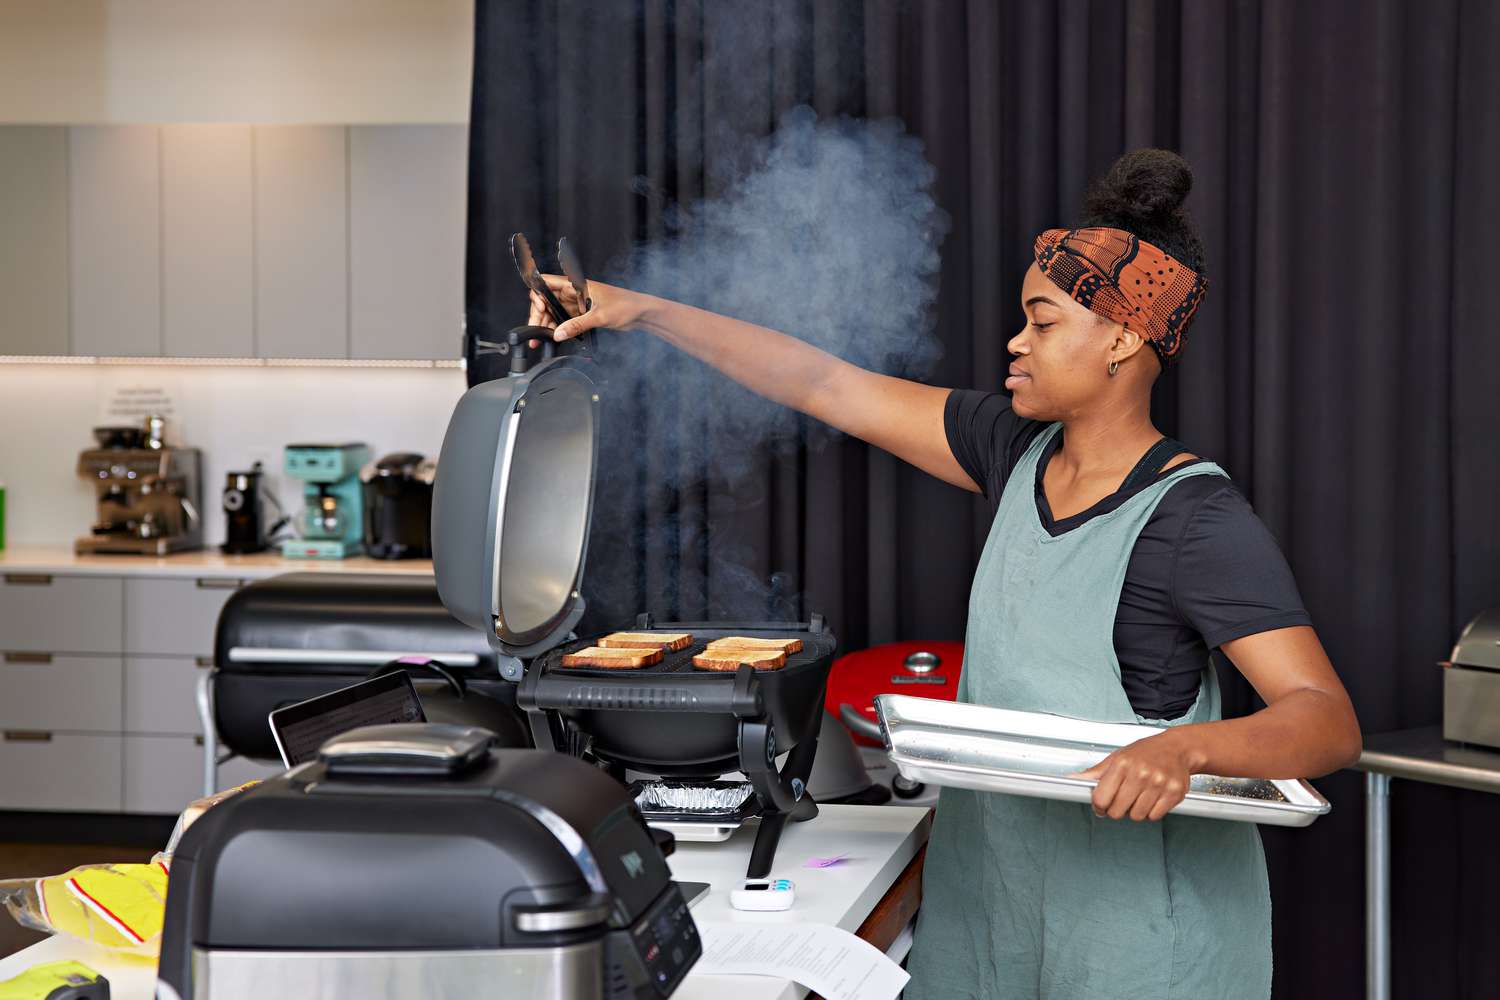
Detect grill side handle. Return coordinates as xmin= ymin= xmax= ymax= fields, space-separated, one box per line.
xmin=517 ymin=667 xmax=766 ymax=718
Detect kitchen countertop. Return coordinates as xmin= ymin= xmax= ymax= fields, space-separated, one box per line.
xmin=0 ymin=804 xmax=932 ymax=1000
xmin=0 ymin=544 xmax=433 ymax=579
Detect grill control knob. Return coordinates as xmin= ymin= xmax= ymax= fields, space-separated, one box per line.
xmin=903 ymin=651 xmax=941 ymax=674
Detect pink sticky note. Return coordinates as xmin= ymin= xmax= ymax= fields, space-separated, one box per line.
xmin=804 ymin=853 xmax=849 ymax=869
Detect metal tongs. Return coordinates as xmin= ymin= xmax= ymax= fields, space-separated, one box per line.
xmin=481 ymin=233 xmax=595 ymax=372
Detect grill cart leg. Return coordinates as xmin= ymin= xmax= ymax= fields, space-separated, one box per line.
xmin=197 ymin=669 xmax=219 ymax=798
xmin=740 ymin=691 xmax=824 ymax=879
xmin=748 ymin=812 xmax=790 ymax=880
xmin=525 ymin=701 xmax=583 ymax=754
xmin=1367 ymin=771 xmax=1391 ymax=1000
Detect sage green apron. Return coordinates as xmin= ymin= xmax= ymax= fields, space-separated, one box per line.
xmin=905 ymin=422 xmax=1271 ymax=1000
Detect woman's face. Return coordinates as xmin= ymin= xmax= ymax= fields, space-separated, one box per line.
xmin=1005 ymin=263 xmax=1143 ymax=420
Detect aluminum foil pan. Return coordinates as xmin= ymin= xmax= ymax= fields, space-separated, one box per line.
xmin=874 ymin=694 xmax=1330 ymax=827
xmin=632 ymin=780 xmax=758 ymax=842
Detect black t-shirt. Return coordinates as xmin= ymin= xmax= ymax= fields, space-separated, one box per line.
xmin=944 ymin=389 xmax=1312 ymax=719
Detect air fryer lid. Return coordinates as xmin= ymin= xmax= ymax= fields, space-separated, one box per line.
xmin=432 ymin=358 xmax=600 ymax=657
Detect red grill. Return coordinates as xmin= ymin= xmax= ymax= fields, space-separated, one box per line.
xmin=825 ymin=640 xmax=964 ymax=747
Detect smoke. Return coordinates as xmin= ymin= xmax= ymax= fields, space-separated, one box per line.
xmin=609 ymin=105 xmax=947 ymax=415
xmin=582 ymin=106 xmax=950 ymax=626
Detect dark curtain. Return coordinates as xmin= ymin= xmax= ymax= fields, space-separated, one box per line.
xmin=467 ymin=2 xmax=1500 ymax=997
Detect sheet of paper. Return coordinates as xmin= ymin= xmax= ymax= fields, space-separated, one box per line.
xmin=695 ymin=921 xmax=910 ymax=1000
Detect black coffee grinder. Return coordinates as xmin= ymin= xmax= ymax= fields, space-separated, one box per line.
xmin=221 ymin=462 xmax=283 ymax=554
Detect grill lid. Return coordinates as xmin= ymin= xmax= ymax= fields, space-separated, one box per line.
xmin=432 ymin=354 xmax=600 ymax=658
xmin=1451 ymin=607 xmax=1500 ymax=671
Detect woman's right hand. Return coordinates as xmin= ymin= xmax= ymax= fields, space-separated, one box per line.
xmin=527 ymin=274 xmax=653 ymax=342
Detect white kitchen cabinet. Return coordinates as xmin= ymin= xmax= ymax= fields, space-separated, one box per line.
xmin=123 ymin=734 xmax=203 ymax=815
xmin=161 ymin=125 xmax=255 ymax=357
xmin=7 ymin=122 xmax=468 ymax=361
xmin=0 ymin=565 xmax=413 ymax=814
xmin=68 ymin=126 xmax=161 ymax=357
xmin=123 ymin=576 xmax=245 ymax=657
xmin=0 ymin=573 xmax=124 ymax=654
xmin=349 ymin=124 xmax=467 ymax=360
xmin=124 ymin=656 xmax=205 ymax=735
xmin=0 ymin=126 xmax=69 ymax=355
xmin=0 ymin=654 xmax=122 ymax=732
xmin=0 ymin=732 xmax=123 ymax=812
xmin=254 ymin=126 xmax=349 ymax=360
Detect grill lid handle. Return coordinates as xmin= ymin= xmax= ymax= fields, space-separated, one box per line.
xmin=838 ymin=702 xmax=885 ymax=743
xmin=513 ymin=891 xmax=613 ymax=933
xmin=318 ymin=723 xmax=494 ymax=776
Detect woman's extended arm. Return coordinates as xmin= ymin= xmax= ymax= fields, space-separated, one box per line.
xmin=530 ymin=277 xmax=980 ymax=492
xmin=1078 ymin=625 xmax=1362 ymax=821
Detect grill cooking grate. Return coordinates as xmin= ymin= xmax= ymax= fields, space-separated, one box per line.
xmin=541 ymin=627 xmax=835 ymax=679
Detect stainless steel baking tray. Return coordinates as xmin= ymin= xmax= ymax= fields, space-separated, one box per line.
xmin=874 ymin=694 xmax=1330 ymax=828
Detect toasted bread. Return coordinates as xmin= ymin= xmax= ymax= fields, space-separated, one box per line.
xmin=692 ymin=648 xmax=789 ymax=671
xmin=597 ymin=631 xmax=694 ymax=652
xmin=560 ymin=646 xmax=663 ymax=669
xmin=703 ymin=636 xmax=804 ymax=655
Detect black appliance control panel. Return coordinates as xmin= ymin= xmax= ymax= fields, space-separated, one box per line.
xmin=611 ymin=883 xmax=700 ymax=997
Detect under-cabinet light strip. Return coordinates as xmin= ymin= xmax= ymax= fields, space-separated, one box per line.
xmin=0 ymin=356 xmax=463 ymax=370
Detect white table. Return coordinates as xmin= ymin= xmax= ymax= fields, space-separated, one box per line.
xmin=0 ymin=804 xmax=931 ymax=999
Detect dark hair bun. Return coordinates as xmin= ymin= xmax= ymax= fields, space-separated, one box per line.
xmin=1081 ymin=148 xmax=1204 ymax=273
xmin=1084 ymin=148 xmax=1192 ymax=222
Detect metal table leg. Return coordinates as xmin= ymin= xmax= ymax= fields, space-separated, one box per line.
xmin=1366 ymin=771 xmax=1391 ymax=1000
xmin=197 ymin=669 xmax=218 ymax=798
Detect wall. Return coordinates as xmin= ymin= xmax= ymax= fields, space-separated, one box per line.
xmin=0 ymin=363 xmax=467 ymax=548
xmin=0 ymin=0 xmax=474 ymax=124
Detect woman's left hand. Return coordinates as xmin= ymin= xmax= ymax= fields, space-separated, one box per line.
xmin=1073 ymin=730 xmax=1201 ymax=822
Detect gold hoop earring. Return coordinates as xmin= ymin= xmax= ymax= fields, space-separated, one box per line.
xmin=1107 ymin=359 xmax=1119 ymax=376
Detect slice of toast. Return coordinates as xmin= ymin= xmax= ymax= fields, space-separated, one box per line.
xmin=560 ymin=646 xmax=663 ymax=669
xmin=596 ymin=631 xmax=694 ymax=652
xmin=692 ymin=648 xmax=789 ymax=671
xmin=703 ymin=636 xmax=804 ymax=655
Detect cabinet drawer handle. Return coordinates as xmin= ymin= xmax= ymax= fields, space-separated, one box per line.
xmin=3 ymin=574 xmax=53 ymax=586
xmin=195 ymin=656 xmax=215 ymax=668
xmin=3 ymin=730 xmax=53 ymax=742
xmin=195 ymin=578 xmax=243 ymax=590
xmin=3 ymin=652 xmax=53 ymax=664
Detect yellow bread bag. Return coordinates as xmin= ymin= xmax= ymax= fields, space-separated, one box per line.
xmin=0 ymin=779 xmax=262 ymax=956
xmin=0 ymin=858 xmax=169 ymax=955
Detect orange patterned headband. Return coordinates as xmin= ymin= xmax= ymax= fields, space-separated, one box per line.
xmin=1033 ymin=227 xmax=1207 ymax=363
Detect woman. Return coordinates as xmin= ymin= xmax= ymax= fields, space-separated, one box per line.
xmin=528 ymin=149 xmax=1362 ymax=999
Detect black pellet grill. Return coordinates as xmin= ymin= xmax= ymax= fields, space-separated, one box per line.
xmin=433 ymin=345 xmax=835 ymax=879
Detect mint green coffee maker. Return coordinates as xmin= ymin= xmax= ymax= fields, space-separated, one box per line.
xmin=282 ymin=443 xmax=371 ymax=559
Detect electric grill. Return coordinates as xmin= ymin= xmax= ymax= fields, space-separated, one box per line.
xmin=156 ymin=724 xmax=699 ymax=999
xmin=433 ymin=305 xmax=835 ymax=879
xmin=1443 ymin=607 xmax=1500 ymax=749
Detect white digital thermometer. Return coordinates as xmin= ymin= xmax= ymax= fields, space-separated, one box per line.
xmin=730 ymin=877 xmax=795 ymax=911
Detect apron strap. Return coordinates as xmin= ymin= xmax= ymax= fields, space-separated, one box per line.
xmin=1119 ymin=436 xmax=1191 ymax=493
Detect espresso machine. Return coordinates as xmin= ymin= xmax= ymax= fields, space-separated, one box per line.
xmin=76 ymin=418 xmax=203 ymax=556
xmin=282 ymin=443 xmax=370 ymax=559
